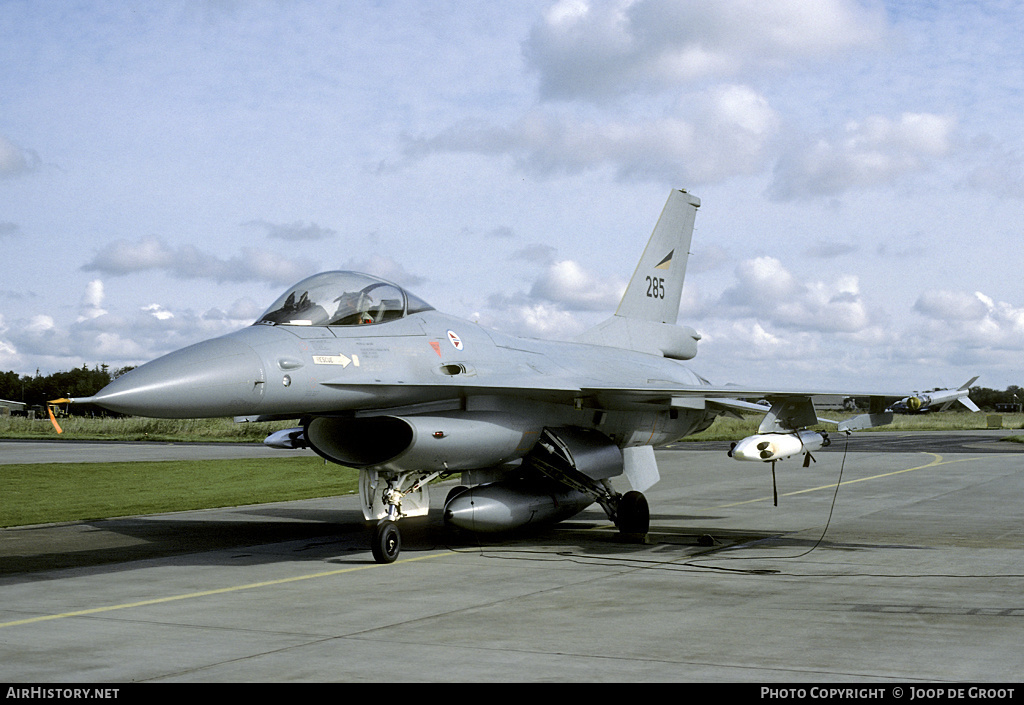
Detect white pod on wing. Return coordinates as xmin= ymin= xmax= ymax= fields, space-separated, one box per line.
xmin=729 ymin=430 xmax=827 ymax=463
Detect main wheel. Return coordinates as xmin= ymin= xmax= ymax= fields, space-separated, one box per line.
xmin=616 ymin=490 xmax=650 ymax=536
xmin=371 ymin=520 xmax=401 ymax=563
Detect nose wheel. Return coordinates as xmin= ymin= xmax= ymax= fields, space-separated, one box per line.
xmin=372 ymin=520 xmax=401 ymax=563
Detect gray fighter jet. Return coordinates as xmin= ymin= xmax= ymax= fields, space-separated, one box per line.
xmin=71 ymin=190 xmax=978 ymax=562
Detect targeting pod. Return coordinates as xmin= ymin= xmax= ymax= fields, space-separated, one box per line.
xmin=729 ymin=429 xmax=829 ymax=463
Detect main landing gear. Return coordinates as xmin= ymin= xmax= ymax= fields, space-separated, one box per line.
xmin=360 ymin=465 xmax=651 ymax=564
xmin=614 ymin=489 xmax=650 ymax=538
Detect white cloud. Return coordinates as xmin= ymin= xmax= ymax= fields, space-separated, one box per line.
xmin=477 ymin=257 xmax=626 ymax=338
xmin=505 ymin=301 xmax=588 ymax=338
xmin=769 ymin=113 xmax=957 ymax=200
xmin=77 ymin=280 xmax=108 ymax=322
xmin=406 ymin=84 xmax=779 ymax=184
xmin=914 ymin=290 xmax=1024 ymax=345
xmin=0 ymin=337 xmax=18 ymax=369
xmin=0 ymin=314 xmax=19 ymax=369
xmin=914 ymin=290 xmax=990 ymax=322
xmin=718 ymin=256 xmax=872 ymax=334
xmin=530 ymin=259 xmax=626 ymax=311
xmin=0 ymin=134 xmax=40 ymax=179
xmin=82 ymin=237 xmax=315 ymax=286
xmin=27 ymin=315 xmax=56 ymax=334
xmin=524 ymin=0 xmax=886 ymax=101
xmin=91 ymin=332 xmax=148 ymax=359
xmin=225 ymin=298 xmax=264 ymax=322
xmin=142 ymin=303 xmax=174 ymax=321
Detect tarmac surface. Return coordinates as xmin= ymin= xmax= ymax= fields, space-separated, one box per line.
xmin=2 ymin=431 xmax=1023 ymax=682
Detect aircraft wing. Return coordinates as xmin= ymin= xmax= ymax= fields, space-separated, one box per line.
xmin=316 ymin=375 xmax=975 ymax=434
xmin=315 ymin=377 xmax=900 ymax=430
xmin=578 ymin=384 xmax=906 ymax=433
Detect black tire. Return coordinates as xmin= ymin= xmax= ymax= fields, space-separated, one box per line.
xmin=371 ymin=520 xmax=401 ymax=564
xmin=617 ymin=490 xmax=650 ymax=536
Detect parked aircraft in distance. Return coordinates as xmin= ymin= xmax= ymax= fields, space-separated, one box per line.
xmin=69 ymin=189 xmax=977 ymax=562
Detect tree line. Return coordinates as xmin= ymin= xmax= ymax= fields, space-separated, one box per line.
xmin=0 ymin=365 xmax=134 ymax=415
xmin=963 ymin=385 xmax=1024 ymax=411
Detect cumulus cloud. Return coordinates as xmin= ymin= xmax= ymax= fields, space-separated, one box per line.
xmin=900 ymin=290 xmax=1024 ymax=375
xmin=530 ymin=259 xmax=626 ymax=311
xmin=82 ymin=236 xmax=315 ymax=286
xmin=141 ymin=303 xmax=174 ymax=321
xmin=524 ymin=0 xmax=886 ymax=101
xmin=5 ymin=294 xmax=262 ymax=368
xmin=406 ymin=84 xmax=779 ymax=184
xmin=915 ymin=290 xmax=1024 ymax=342
xmin=0 ymin=135 xmax=40 ymax=180
xmin=478 ymin=257 xmax=625 ymax=338
xmin=77 ymin=280 xmax=108 ymax=322
xmin=914 ymin=290 xmax=990 ymax=322
xmin=769 ymin=113 xmax=957 ymax=200
xmin=502 ymin=301 xmax=589 ymax=338
xmin=718 ymin=256 xmax=872 ymax=333
xmin=0 ymin=337 xmax=18 ymax=369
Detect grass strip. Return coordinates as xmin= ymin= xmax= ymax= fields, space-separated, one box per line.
xmin=1 ymin=456 xmax=359 ymax=527
xmin=0 ymin=415 xmax=297 ymax=442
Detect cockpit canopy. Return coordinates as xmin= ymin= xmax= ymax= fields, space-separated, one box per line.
xmin=255 ymin=271 xmax=434 ymax=327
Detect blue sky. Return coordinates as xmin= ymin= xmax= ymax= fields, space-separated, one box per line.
xmin=1 ymin=1 xmax=1023 ymax=393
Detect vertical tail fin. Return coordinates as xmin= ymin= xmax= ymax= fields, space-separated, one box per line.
xmin=575 ymin=189 xmax=702 ymax=360
xmin=615 ymin=189 xmax=700 ymax=324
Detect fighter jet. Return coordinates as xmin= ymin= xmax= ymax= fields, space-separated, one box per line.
xmin=70 ymin=189 xmax=977 ymax=563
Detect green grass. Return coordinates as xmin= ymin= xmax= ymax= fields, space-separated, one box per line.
xmin=0 ymin=456 xmax=359 ymax=527
xmin=0 ymin=414 xmax=299 ymax=442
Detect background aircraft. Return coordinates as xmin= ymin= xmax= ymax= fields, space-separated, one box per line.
xmin=70 ymin=190 xmax=976 ymax=562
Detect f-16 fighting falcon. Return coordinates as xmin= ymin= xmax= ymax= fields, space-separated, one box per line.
xmin=68 ymin=190 xmax=978 ymax=562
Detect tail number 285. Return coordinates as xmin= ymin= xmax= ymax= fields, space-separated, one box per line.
xmin=646 ymin=276 xmax=665 ymax=299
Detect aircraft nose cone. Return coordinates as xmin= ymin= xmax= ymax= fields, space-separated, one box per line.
xmin=91 ymin=333 xmax=266 ymax=418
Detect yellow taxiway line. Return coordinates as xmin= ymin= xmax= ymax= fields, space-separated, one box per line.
xmin=0 ymin=551 xmax=450 ymax=629
xmin=708 ymin=452 xmax=980 ymax=509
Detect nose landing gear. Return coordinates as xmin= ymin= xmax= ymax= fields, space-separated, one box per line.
xmin=372 ymin=520 xmax=402 ymax=563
